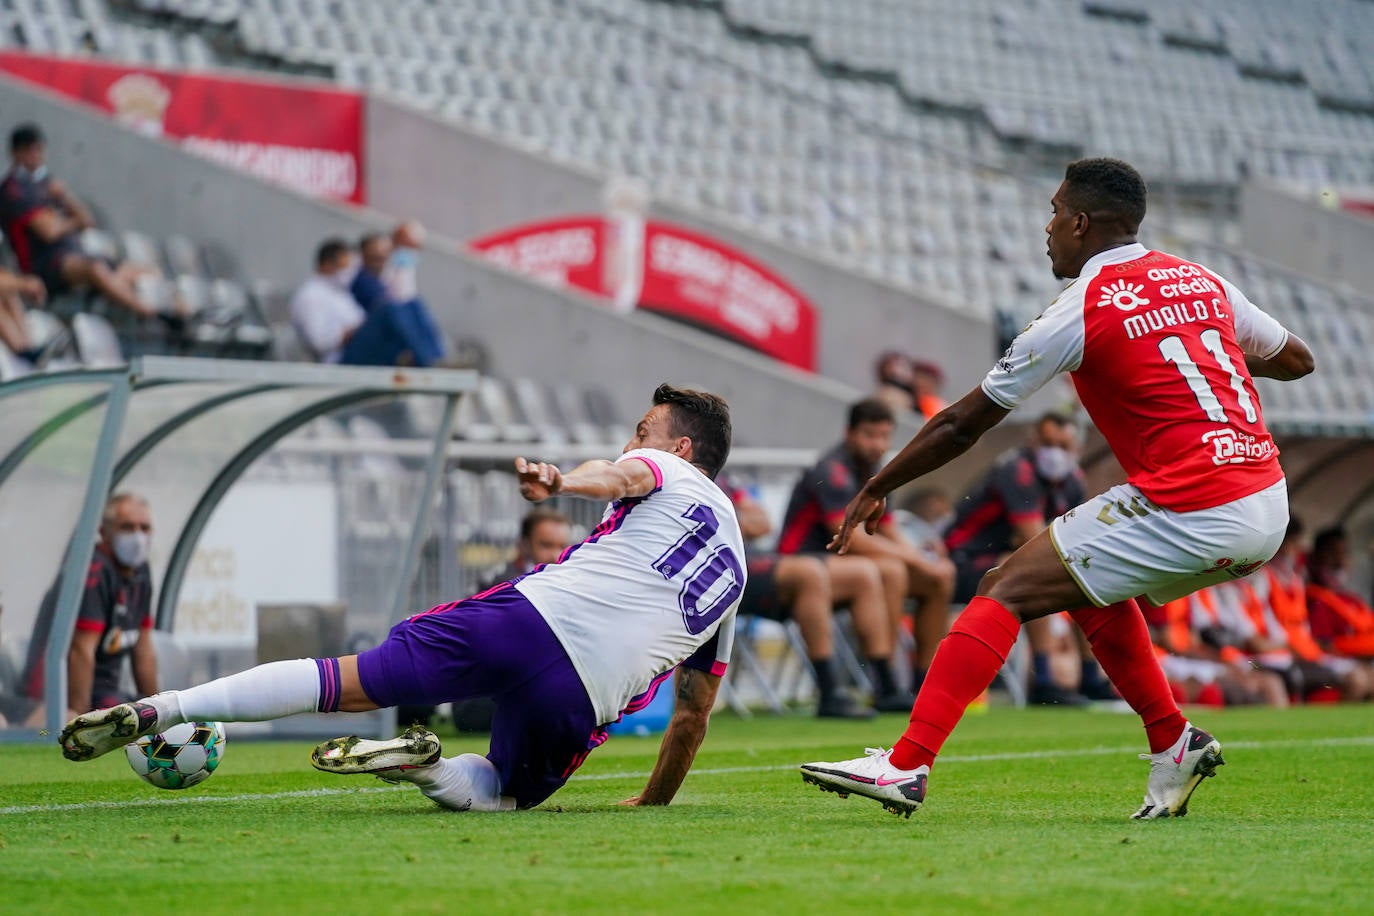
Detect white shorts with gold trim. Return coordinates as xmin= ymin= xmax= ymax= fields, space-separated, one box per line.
xmin=1049 ymin=479 xmax=1288 ymax=607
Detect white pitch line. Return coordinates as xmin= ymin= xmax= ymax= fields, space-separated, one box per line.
xmin=0 ymin=785 xmax=406 ymax=816
xmin=577 ymin=733 xmax=1374 ymax=781
xmin=4 ymin=733 xmax=1372 ymax=816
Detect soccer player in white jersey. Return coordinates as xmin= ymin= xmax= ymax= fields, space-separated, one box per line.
xmin=61 ymin=385 xmax=745 ymax=812
xmin=800 ymin=158 xmax=1315 ymax=820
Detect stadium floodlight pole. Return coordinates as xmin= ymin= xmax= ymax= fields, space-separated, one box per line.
xmin=43 ymin=369 xmax=134 ymax=736
xmin=386 ymin=393 xmax=460 ymax=624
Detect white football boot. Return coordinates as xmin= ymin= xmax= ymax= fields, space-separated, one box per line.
xmin=799 ymin=747 xmax=929 ymax=819
xmin=60 ymin=701 xmax=161 ymax=761
xmin=311 ymin=725 xmax=442 ymax=779
xmin=1132 ymin=722 xmax=1225 ymax=819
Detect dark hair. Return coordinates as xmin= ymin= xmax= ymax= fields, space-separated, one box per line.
xmin=1285 ymin=516 xmax=1304 ymax=541
xmin=10 ymin=123 xmax=44 ymax=152
xmin=315 ymin=237 xmax=350 ymax=268
xmin=847 ymin=397 xmax=895 ymax=430
xmin=652 ymin=383 xmax=732 ymax=479
xmin=520 ymin=507 xmax=570 ymax=541
xmin=358 ymin=231 xmax=387 ymax=251
xmin=1036 ymin=411 xmax=1076 ymax=430
xmin=1063 ymin=157 xmax=1147 ymax=231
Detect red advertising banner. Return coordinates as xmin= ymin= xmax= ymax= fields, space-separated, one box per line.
xmin=470 ymin=216 xmax=817 ymax=371
xmin=468 ymin=216 xmax=605 ymax=295
xmin=0 ymin=52 xmax=365 ymax=204
xmin=1341 ymin=198 xmax=1374 ymax=220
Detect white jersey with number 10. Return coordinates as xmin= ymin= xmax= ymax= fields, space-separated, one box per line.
xmin=515 ymin=448 xmax=746 ymax=725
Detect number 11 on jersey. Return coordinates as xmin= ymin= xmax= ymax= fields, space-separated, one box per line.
xmin=1158 ymin=328 xmax=1258 ymax=424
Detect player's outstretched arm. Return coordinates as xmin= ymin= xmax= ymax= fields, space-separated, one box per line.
xmin=623 ymin=667 xmax=720 ymax=807
xmin=514 ymin=456 xmax=658 ymax=503
xmin=830 ymin=386 xmax=1008 ymax=554
xmin=1246 ymin=332 xmax=1315 ymax=381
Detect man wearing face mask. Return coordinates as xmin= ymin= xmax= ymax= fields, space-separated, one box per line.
xmin=20 ymin=492 xmax=159 ymax=715
xmin=943 ymin=412 xmax=1114 ymax=705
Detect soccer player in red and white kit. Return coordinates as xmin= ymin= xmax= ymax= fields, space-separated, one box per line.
xmin=800 ymin=158 xmax=1315 ymax=819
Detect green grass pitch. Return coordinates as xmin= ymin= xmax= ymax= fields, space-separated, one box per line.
xmin=3 ymin=704 xmax=1372 ymax=914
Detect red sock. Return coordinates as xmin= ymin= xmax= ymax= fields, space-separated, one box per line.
xmin=890 ymin=597 xmax=1019 ymax=770
xmin=1071 ymin=599 xmax=1186 ymax=754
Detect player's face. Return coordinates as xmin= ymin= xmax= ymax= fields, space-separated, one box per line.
xmin=845 ymin=420 xmax=893 ymax=469
xmin=1045 ymin=183 xmax=1084 ymax=280
xmin=624 ymin=404 xmax=690 ymax=459
xmin=524 ymin=519 xmax=572 ymax=566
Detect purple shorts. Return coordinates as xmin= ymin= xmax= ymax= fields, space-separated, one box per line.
xmin=356 ymin=583 xmax=607 ymax=808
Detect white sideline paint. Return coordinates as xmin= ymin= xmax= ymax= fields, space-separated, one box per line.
xmin=5 ymin=733 xmax=1372 ymax=817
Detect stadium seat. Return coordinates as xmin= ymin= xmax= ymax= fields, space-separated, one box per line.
xmin=71 ymin=311 xmax=125 ymax=367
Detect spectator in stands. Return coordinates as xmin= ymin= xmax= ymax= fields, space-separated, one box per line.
xmin=0 ymin=266 xmax=48 ymax=365
xmin=0 ymin=124 xmax=161 ymax=320
xmin=290 ymin=237 xmax=365 ymax=363
xmin=943 ymin=412 xmax=1113 ymax=705
xmin=1257 ymin=519 xmax=1372 ymax=700
xmin=873 ymin=350 xmax=916 ymax=415
xmin=718 ymin=470 xmax=906 ymax=718
xmin=18 ymin=492 xmax=160 ymax=715
xmin=778 ymin=399 xmax=954 ymax=688
xmin=910 ymin=360 xmax=948 ymax=421
xmin=345 ymin=223 xmax=447 ymax=367
xmin=1306 ymin=526 xmax=1374 ymax=659
xmin=491 ymin=508 xmax=573 ymax=584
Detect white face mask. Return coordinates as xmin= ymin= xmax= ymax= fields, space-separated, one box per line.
xmin=1033 ymin=445 xmax=1077 ymax=483
xmin=15 ymin=163 xmax=47 ymax=182
xmin=328 ymin=263 xmax=359 ymax=289
xmin=112 ymin=531 xmax=151 ymax=568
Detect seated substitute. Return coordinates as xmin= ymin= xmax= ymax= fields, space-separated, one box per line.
xmin=718 ymin=471 xmax=905 ymax=719
xmin=20 ymin=492 xmax=159 ymax=715
xmin=487 ymin=507 xmax=573 ymax=585
xmin=778 ymin=398 xmax=954 ymax=687
xmin=943 ymin=411 xmax=1115 ymax=705
xmin=63 ymin=385 xmax=743 ymax=813
xmin=1305 ymin=526 xmax=1374 ymax=660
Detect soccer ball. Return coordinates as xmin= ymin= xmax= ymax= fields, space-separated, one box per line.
xmin=125 ymin=721 xmax=227 ymax=790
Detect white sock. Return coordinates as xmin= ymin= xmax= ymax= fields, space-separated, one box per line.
xmin=399 ymin=753 xmax=515 ymax=812
xmin=149 ymin=659 xmax=321 ymax=730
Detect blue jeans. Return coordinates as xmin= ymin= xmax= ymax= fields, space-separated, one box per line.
xmin=341 ymin=297 xmax=445 ymax=367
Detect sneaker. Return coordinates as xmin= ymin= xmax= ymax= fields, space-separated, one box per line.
xmin=1131 ymin=722 xmax=1224 ymax=820
xmin=816 ymin=694 xmax=877 ymax=720
xmin=311 ymin=725 xmax=442 ymax=777
xmin=799 ymin=747 xmax=928 ymax=819
xmin=60 ymin=701 xmax=159 ymax=761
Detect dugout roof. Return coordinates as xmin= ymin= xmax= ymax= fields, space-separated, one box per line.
xmin=0 ymin=357 xmax=476 ymax=739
